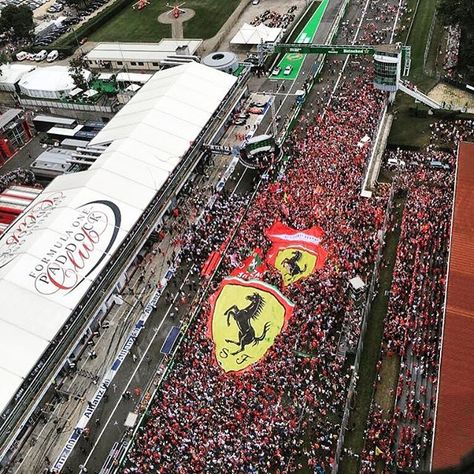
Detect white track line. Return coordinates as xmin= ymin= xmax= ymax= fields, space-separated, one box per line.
xmin=82 ymin=270 xmax=191 ymax=468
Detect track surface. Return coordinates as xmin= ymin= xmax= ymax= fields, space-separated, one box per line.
xmin=273 ymin=0 xmax=329 ymax=80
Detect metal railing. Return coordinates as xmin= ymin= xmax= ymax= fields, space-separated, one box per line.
xmin=331 ymin=185 xmax=396 ymax=473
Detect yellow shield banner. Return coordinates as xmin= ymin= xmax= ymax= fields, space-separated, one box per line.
xmin=265 ymin=221 xmax=328 ymax=286
xmin=208 ymin=277 xmax=294 ymax=373
xmin=273 ymin=246 xmax=318 ymax=286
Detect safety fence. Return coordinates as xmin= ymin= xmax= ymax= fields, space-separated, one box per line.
xmin=331 ymin=184 xmax=397 ymax=473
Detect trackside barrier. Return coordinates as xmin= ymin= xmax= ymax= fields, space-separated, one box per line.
xmin=360 ymin=104 xmax=388 ymax=194
xmin=52 ymin=270 xmax=177 ymax=472
xmin=331 ymin=185 xmax=396 ymax=473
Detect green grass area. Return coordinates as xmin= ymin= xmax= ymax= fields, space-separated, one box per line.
xmin=388 ymin=0 xmax=442 ymax=148
xmin=405 ymin=0 xmax=438 ymax=84
xmin=272 ymin=0 xmax=327 ymax=81
xmin=339 ymin=197 xmax=406 ymax=474
xmin=89 ymin=0 xmax=239 ymax=42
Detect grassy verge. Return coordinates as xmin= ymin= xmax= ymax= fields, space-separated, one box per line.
xmin=388 ymin=0 xmax=442 ymax=148
xmin=88 ymin=0 xmax=240 ymax=42
xmin=405 ymin=0 xmax=438 ymax=84
xmin=339 ymin=196 xmax=406 ymax=474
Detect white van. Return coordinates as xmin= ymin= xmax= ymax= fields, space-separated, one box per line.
xmin=47 ymin=50 xmax=58 ymax=62
xmin=16 ymin=51 xmax=28 ymax=61
xmin=35 ymin=50 xmax=47 ymax=61
xmin=387 ymin=157 xmax=406 ymax=168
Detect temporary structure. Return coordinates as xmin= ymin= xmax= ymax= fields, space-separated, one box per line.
xmin=230 ymin=23 xmax=283 ymax=45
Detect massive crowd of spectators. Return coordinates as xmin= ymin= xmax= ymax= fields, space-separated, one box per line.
xmin=443 ymin=24 xmax=461 ymax=72
xmin=125 ymin=53 xmax=393 ymax=472
xmin=359 ymin=116 xmax=474 ymax=473
xmin=122 ymin=2 xmax=474 ymax=472
xmin=250 ymin=6 xmax=297 ymax=30
xmin=121 ymin=0 xmax=430 ymax=471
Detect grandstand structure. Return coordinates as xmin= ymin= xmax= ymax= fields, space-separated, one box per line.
xmin=0 ymin=62 xmax=249 ymax=465
xmin=433 ymin=141 xmax=474 ymax=469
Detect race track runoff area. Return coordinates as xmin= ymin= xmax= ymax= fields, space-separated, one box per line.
xmin=273 ymin=0 xmax=329 ymax=80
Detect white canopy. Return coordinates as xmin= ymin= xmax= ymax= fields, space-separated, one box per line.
xmin=91 ymin=61 xmax=237 ymax=157
xmin=0 ymin=63 xmax=36 ymax=92
xmin=116 ymin=72 xmax=152 ymax=84
xmin=0 ymin=62 xmax=236 ymax=416
xmin=230 ymin=23 xmax=283 ymax=45
xmin=18 ymin=66 xmax=92 ymax=99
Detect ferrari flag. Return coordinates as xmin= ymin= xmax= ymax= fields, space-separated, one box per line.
xmin=208 ymin=277 xmax=294 ymax=373
xmin=265 ymin=221 xmax=328 ymax=286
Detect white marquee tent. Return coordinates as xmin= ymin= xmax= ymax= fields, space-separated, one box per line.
xmin=230 ymin=23 xmax=283 ymax=45
xmin=18 ymin=66 xmax=92 ymax=99
xmin=0 ymin=62 xmax=236 ymax=415
xmin=0 ymin=63 xmax=36 ymax=92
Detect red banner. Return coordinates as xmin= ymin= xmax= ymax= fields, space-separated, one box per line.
xmin=265 ymin=221 xmax=327 ymax=286
xmin=201 ymin=250 xmax=221 ymax=277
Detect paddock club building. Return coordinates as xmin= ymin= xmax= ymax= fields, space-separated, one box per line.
xmin=0 ymin=62 xmax=250 ymax=467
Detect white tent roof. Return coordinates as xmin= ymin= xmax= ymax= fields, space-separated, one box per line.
xmin=230 ymin=23 xmax=283 ymax=45
xmin=18 ymin=66 xmax=91 ymax=93
xmin=91 ymin=61 xmax=237 ymax=155
xmin=0 ymin=62 xmax=236 ymax=417
xmin=0 ymin=63 xmax=36 ymax=85
xmin=116 ymin=72 xmax=152 ymax=84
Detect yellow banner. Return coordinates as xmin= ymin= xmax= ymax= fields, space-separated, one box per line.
xmin=209 ymin=277 xmax=294 ymax=373
xmin=274 ymin=247 xmax=318 ymax=286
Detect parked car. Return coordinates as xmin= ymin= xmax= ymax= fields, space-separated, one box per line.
xmin=272 ymin=66 xmax=281 ymax=76
xmin=16 ymin=51 xmax=27 ymax=61
xmin=283 ymin=65 xmax=293 ymax=75
xmin=35 ymin=49 xmax=47 ymax=61
xmin=387 ymin=157 xmax=406 ymax=168
xmin=429 ymin=160 xmax=450 ymax=170
xmin=47 ymin=49 xmax=58 ymax=62
xmin=232 ymin=118 xmax=247 ymax=126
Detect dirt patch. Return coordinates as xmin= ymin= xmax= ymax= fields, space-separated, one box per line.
xmin=428 ymin=82 xmax=474 ymax=112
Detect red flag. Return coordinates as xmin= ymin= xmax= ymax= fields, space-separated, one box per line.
xmin=265 ymin=221 xmax=328 ymax=286
xmin=201 ymin=250 xmax=221 ymax=277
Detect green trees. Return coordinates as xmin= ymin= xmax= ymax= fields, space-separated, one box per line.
xmin=68 ymin=56 xmax=89 ymax=89
xmin=438 ymin=0 xmax=474 ymax=80
xmin=0 ymin=5 xmax=34 ymax=39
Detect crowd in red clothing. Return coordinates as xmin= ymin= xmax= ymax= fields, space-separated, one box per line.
xmin=359 ymin=116 xmax=474 ymax=472
xmin=125 ymin=59 xmax=391 ymax=473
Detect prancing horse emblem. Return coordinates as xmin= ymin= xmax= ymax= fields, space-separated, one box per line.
xmin=224 ymin=293 xmax=271 ymax=355
xmin=281 ymin=250 xmax=307 ymax=277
